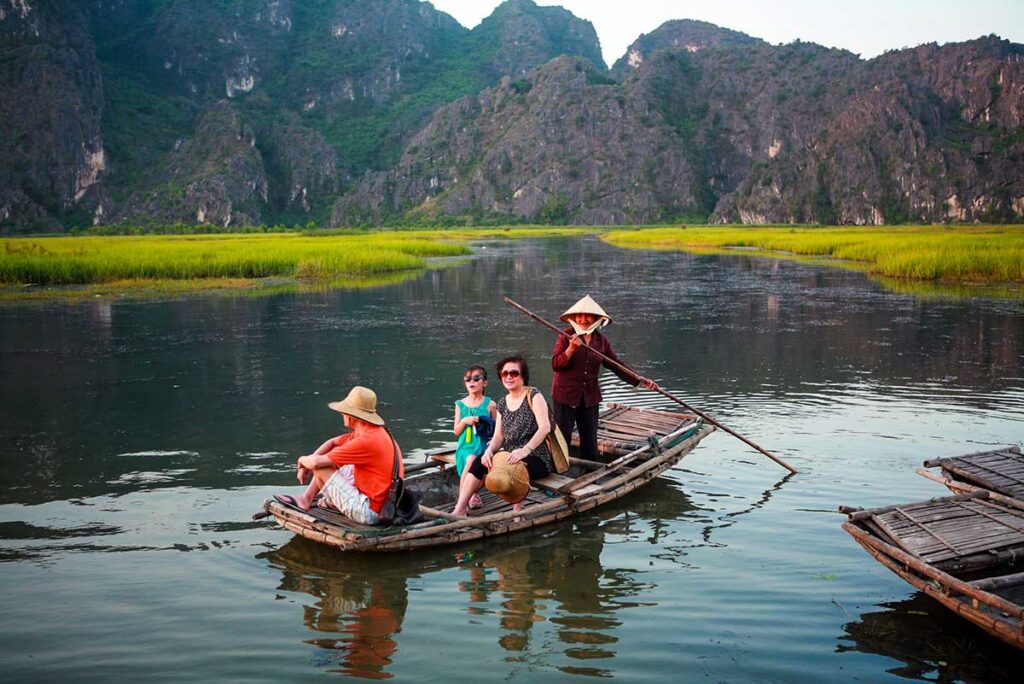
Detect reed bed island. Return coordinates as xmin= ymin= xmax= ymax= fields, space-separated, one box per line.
xmin=602 ymin=225 xmax=1024 ymax=286
xmin=4 ymin=225 xmax=1023 ymax=301
xmin=0 ymin=228 xmax=589 ymax=300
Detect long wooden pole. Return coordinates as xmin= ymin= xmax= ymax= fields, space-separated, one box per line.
xmin=503 ymin=295 xmax=798 ymax=474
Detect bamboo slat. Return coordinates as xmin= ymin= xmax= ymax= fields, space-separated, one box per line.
xmin=893 ymin=506 xmax=959 ymax=554
xmin=917 ymin=468 xmax=1024 ymax=511
xmin=970 ymin=571 xmax=1024 ymax=593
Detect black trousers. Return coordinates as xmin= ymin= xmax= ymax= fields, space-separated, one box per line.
xmin=553 ymin=400 xmax=600 ymax=461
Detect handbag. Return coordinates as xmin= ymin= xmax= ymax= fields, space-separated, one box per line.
xmin=377 ymin=430 xmax=424 ymax=526
xmin=528 ymin=387 xmax=570 ymax=474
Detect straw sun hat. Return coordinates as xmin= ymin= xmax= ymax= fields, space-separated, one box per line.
xmin=484 ymin=451 xmax=531 ymax=504
xmin=560 ymin=295 xmax=611 ymax=335
xmin=328 ymin=386 xmax=386 ymax=426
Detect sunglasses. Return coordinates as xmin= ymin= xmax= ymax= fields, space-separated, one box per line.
xmin=464 ymin=374 xmax=485 ymax=382
xmin=500 ymin=369 xmax=522 ymax=378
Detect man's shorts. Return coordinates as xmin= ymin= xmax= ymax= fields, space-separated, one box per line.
xmin=321 ymin=465 xmax=379 ymax=525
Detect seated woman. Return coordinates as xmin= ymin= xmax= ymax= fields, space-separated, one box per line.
xmin=452 ymin=355 xmax=553 ymax=517
xmin=274 ymin=385 xmax=400 ymax=525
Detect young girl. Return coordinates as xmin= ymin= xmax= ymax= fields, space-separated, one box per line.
xmin=453 ymin=365 xmax=497 ymax=509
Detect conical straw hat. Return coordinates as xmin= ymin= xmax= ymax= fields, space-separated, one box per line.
xmin=560 ymin=295 xmax=611 ymax=334
xmin=560 ymin=295 xmax=612 ymax=324
xmin=484 ymin=451 xmax=530 ymax=504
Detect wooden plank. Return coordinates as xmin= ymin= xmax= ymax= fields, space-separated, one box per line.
xmin=603 ymin=409 xmax=684 ymax=425
xmin=872 ymin=497 xmax=1024 ymax=561
xmin=893 ymin=506 xmax=960 ymax=554
xmin=924 ymin=446 xmax=1021 ymax=468
xmin=601 ymin=415 xmax=682 ymax=432
xmin=937 ymin=462 xmax=1016 ymax=499
xmin=953 ymin=500 xmax=1024 ymax=534
xmin=970 ymin=571 xmax=1024 ymax=593
xmin=595 ymin=425 xmax=654 ymax=441
xmin=955 ymin=458 xmax=1024 ymax=486
xmin=605 ymin=403 xmax=692 ymax=421
xmin=533 ymin=473 xmax=602 ymax=497
xmin=597 ymin=419 xmax=667 ymax=436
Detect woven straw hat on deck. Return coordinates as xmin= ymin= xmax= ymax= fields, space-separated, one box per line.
xmin=484 ymin=451 xmax=531 ymax=504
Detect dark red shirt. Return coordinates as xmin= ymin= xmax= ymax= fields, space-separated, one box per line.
xmin=551 ymin=329 xmax=639 ymax=408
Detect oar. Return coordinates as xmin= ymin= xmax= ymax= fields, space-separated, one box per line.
xmin=502 ymin=296 xmax=798 ymax=474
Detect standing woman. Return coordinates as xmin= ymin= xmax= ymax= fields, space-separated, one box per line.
xmin=452 ymin=355 xmax=553 ymax=517
xmin=551 ymin=295 xmax=659 ymax=461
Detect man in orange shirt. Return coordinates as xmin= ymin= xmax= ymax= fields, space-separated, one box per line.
xmin=274 ymin=386 xmax=401 ymax=525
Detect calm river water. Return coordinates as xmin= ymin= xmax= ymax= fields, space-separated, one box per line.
xmin=2 ymin=236 xmax=1023 ymax=682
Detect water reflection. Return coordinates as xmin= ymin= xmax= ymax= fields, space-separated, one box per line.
xmin=261 ymin=475 xmax=700 ymax=679
xmin=261 ymin=539 xmax=413 ymax=680
xmin=459 ymin=532 xmax=635 ymax=676
xmin=838 ymin=593 xmax=1024 ymax=682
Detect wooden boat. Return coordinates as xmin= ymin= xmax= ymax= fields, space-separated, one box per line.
xmin=917 ymin=445 xmax=1024 ymax=503
xmin=841 ymin=491 xmax=1024 ymax=650
xmin=258 ymin=404 xmax=714 ymax=552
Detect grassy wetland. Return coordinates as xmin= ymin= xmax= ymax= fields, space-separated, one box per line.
xmin=602 ymin=225 xmax=1024 ymax=289
xmin=0 ymin=228 xmax=591 ymax=300
xmin=3 ymin=225 xmax=1023 ymax=301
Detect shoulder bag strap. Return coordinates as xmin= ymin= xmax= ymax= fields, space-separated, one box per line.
xmin=526 ymin=387 xmax=555 ymax=433
xmin=384 ymin=427 xmax=400 ymax=483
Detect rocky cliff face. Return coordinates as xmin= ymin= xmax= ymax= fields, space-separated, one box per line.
xmin=472 ymin=0 xmax=605 ymax=77
xmin=336 ymin=29 xmax=1024 ymax=226
xmin=699 ymin=36 xmax=1024 ymax=224
xmin=333 ymin=57 xmax=698 ymax=225
xmin=1 ymin=2 xmax=1022 ymax=232
xmin=0 ymin=1 xmax=107 ymax=231
xmin=116 ymin=101 xmax=268 ymax=226
xmin=0 ymin=0 xmax=603 ymax=232
xmin=611 ymin=19 xmax=764 ymax=74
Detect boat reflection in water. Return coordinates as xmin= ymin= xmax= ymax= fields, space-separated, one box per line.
xmin=261 ymin=539 xmax=412 ymax=679
xmin=457 ymin=524 xmax=654 ymax=677
xmin=260 ymin=477 xmax=700 ymax=679
xmin=838 ymin=592 xmax=1024 ymax=683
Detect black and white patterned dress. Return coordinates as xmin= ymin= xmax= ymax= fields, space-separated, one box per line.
xmin=497 ymin=388 xmax=554 ymax=473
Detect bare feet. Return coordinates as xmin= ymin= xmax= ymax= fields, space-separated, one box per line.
xmin=469 ymin=494 xmax=483 ymax=509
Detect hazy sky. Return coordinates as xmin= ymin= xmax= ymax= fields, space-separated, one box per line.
xmin=430 ymin=0 xmax=1024 ymax=66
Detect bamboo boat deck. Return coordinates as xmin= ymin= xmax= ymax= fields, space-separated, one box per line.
xmin=844 ymin=491 xmax=1024 ymax=574
xmin=579 ymin=402 xmax=697 ymax=456
xmin=919 ymin=446 xmax=1024 ymax=501
xmin=259 ymin=404 xmax=714 ymax=551
xmin=843 ymin=445 xmax=1024 ymax=650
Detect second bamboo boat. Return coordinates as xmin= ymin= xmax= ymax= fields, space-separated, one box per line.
xmin=258 ymin=404 xmax=714 ymax=552
xmin=842 ymin=489 xmax=1024 ymax=650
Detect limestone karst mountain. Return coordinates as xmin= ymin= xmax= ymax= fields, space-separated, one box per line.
xmin=1 ymin=1 xmax=1021 ymax=232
